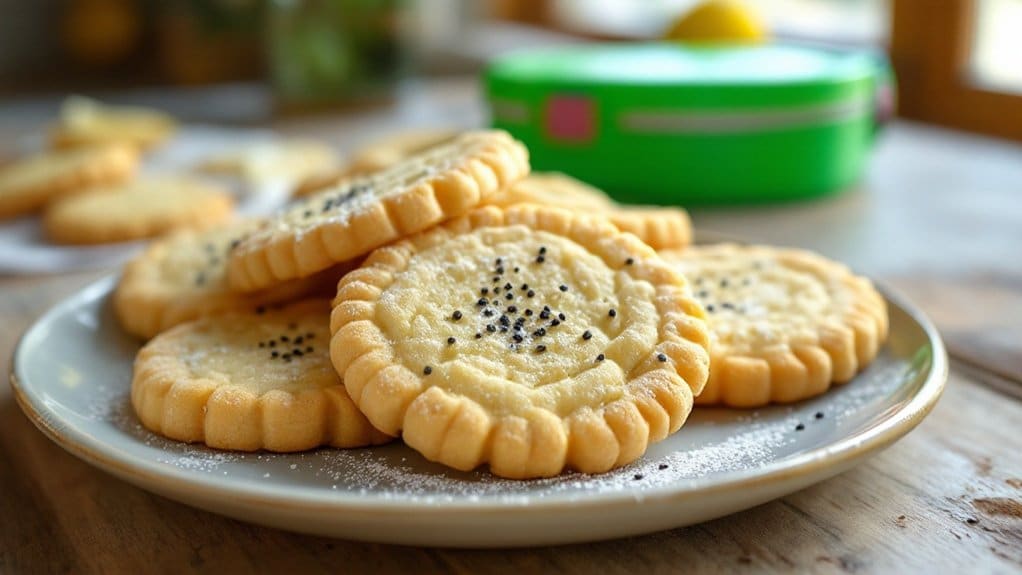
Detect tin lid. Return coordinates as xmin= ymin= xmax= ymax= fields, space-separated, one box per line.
xmin=486 ymin=43 xmax=877 ymax=109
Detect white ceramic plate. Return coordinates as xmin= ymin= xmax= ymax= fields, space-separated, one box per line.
xmin=10 ymin=276 xmax=946 ymax=547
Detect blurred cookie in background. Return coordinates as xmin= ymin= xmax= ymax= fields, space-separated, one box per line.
xmin=200 ymin=139 xmax=341 ymax=186
xmin=50 ymin=96 xmax=178 ymax=152
xmin=0 ymin=143 xmax=138 ymax=220
xmin=44 ymin=176 xmax=233 ymax=244
xmin=291 ymin=129 xmax=455 ymax=198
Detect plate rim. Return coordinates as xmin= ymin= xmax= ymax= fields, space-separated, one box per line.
xmin=10 ymin=274 xmax=948 ymax=515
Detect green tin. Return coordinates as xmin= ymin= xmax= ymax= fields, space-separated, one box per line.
xmin=485 ymin=43 xmax=887 ymax=205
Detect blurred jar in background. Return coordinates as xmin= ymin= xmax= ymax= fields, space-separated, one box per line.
xmin=268 ymin=0 xmax=410 ymax=110
xmin=159 ymin=0 xmax=263 ymax=85
xmin=62 ymin=0 xmax=143 ymax=69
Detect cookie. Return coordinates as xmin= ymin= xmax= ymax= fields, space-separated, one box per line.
xmin=290 ymin=129 xmax=456 ymax=198
xmin=200 ymin=139 xmax=341 ymax=184
xmin=347 ymin=129 xmax=457 ymax=175
xmin=488 ymin=172 xmax=616 ymax=212
xmin=330 ymin=204 xmax=710 ymax=478
xmin=44 ymin=177 xmax=234 ymax=244
xmin=115 ymin=220 xmax=345 ymax=339
xmin=661 ymin=244 xmax=889 ymax=408
xmin=604 ymin=207 xmax=693 ymax=252
xmin=50 ymin=96 xmax=177 ymax=151
xmin=0 ymin=144 xmax=138 ymax=220
xmin=228 ymin=130 xmax=529 ymax=292
xmin=487 ymin=173 xmax=693 ymax=250
xmin=133 ymin=299 xmax=391 ymax=451
xmin=292 ymin=168 xmax=352 ymax=199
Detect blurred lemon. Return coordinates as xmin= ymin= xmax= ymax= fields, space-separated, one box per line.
xmin=664 ymin=1 xmax=767 ymax=43
xmin=62 ymin=0 xmax=141 ymax=67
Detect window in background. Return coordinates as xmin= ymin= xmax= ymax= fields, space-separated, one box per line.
xmin=892 ymin=0 xmax=1022 ymax=141
xmin=757 ymin=0 xmax=888 ymax=45
xmin=970 ymin=0 xmax=1022 ymax=94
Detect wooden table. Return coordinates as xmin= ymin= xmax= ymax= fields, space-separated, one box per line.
xmin=2 ymin=80 xmax=1020 ymax=573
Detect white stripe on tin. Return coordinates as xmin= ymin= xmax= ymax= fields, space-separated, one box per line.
xmin=619 ymin=98 xmax=871 ymax=134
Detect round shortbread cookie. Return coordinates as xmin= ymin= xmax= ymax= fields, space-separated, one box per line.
xmin=661 ymin=244 xmax=889 ymax=408
xmin=291 ymin=130 xmax=456 ymax=199
xmin=133 ymin=299 xmax=392 ymax=451
xmin=228 ymin=130 xmax=530 ymax=292
xmin=486 ymin=173 xmax=692 ymax=250
xmin=50 ymin=96 xmax=177 ymax=151
xmin=115 ymin=220 xmax=344 ymax=339
xmin=330 ymin=204 xmax=710 ymax=478
xmin=0 ymin=144 xmax=138 ymax=220
xmin=44 ymin=177 xmax=234 ymax=245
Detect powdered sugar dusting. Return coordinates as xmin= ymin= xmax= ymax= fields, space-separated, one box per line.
xmin=160 ymin=452 xmax=241 ymax=473
xmin=293 ymin=415 xmax=800 ymax=503
xmin=83 ymin=383 xmax=120 ymax=421
xmin=71 ymin=346 xmax=913 ymax=504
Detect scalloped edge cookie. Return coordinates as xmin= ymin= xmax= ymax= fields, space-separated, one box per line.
xmin=132 ymin=299 xmax=392 ymax=451
xmin=329 ymin=204 xmax=710 ymax=478
xmin=228 ymin=130 xmax=530 ymax=292
xmin=486 ymin=172 xmax=692 ymax=250
xmin=114 ymin=220 xmax=345 ymax=339
xmin=661 ymin=243 xmax=889 ymax=408
xmin=605 ymin=207 xmax=693 ymax=252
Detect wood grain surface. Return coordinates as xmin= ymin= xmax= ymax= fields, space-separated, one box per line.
xmin=1 ymin=81 xmax=1021 ymax=573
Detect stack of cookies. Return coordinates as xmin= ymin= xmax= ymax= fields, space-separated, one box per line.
xmin=118 ymin=129 xmax=887 ymax=480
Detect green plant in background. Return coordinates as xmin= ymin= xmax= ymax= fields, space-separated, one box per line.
xmin=268 ymin=0 xmax=409 ymax=105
